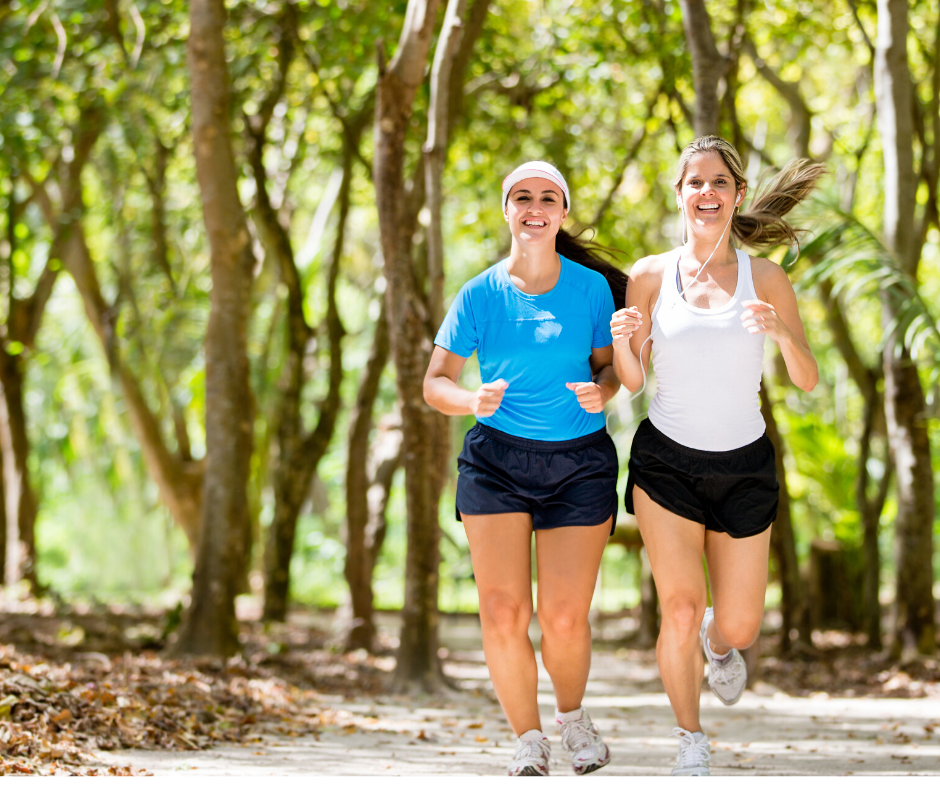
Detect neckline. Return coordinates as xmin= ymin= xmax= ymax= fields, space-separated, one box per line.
xmin=502 ymin=254 xmax=567 ymax=299
xmin=674 ymin=248 xmax=744 ymax=315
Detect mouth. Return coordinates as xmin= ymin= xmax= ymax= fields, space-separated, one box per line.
xmin=522 ymin=219 xmax=547 ymax=227
xmin=695 ymin=203 xmax=721 ymax=214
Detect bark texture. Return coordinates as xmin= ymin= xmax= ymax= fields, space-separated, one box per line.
xmin=874 ymin=0 xmax=936 ymax=656
xmin=173 ymin=0 xmax=255 ymax=657
xmin=374 ymin=0 xmax=446 ymax=691
xmin=677 ymin=0 xmax=727 ymax=137
xmin=343 ymin=301 xmax=393 ymax=652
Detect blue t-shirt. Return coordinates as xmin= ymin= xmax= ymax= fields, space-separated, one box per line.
xmin=435 ymin=255 xmax=615 ymax=441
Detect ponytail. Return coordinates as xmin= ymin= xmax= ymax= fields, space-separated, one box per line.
xmin=674 ymin=137 xmax=826 ymax=250
xmin=732 ymin=159 xmax=827 ymax=248
xmin=555 ymin=228 xmax=628 ymax=311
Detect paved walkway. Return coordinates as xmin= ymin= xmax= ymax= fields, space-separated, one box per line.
xmin=94 ymin=616 xmax=940 ymax=776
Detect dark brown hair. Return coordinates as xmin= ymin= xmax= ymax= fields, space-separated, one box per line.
xmin=674 ymin=136 xmax=826 ymax=248
xmin=556 ymin=228 xmax=628 ymax=311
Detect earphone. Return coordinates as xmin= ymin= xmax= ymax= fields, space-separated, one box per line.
xmin=611 ymin=202 xmax=739 ymax=431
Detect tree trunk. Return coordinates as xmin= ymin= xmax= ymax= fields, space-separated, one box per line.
xmin=818 ymin=277 xmax=890 ymax=650
xmin=875 ymin=0 xmax=936 ymax=656
xmin=374 ymin=0 xmax=446 ymax=692
xmin=173 ymin=0 xmax=255 ymax=657
xmin=677 ymin=0 xmax=726 ymax=137
xmin=0 ymin=350 xmax=37 ymax=589
xmin=344 ymin=302 xmax=392 ymax=651
xmin=760 ymin=379 xmax=811 ymax=651
xmin=858 ymin=393 xmax=892 ymax=649
xmin=0 ymin=441 xmax=6 ymax=585
xmin=257 ymin=131 xmax=348 ymax=624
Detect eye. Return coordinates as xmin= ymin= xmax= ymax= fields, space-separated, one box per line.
xmin=543 ymin=196 xmax=555 ymax=203
xmin=515 ymin=195 xmax=530 ymax=202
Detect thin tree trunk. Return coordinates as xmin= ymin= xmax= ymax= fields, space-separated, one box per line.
xmin=375 ymin=0 xmax=446 ymax=692
xmin=858 ymin=393 xmax=892 ymax=649
xmin=0 ymin=440 xmax=6 ymax=585
xmin=256 ymin=132 xmax=348 ymax=623
xmin=818 ymin=277 xmax=890 ymax=649
xmin=173 ymin=0 xmax=255 ymax=657
xmin=677 ymin=0 xmax=727 ymax=137
xmin=875 ymin=0 xmax=936 ymax=656
xmin=760 ymin=379 xmax=811 ymax=651
xmin=0 ymin=350 xmax=37 ymax=589
xmin=344 ymin=302 xmax=391 ymax=651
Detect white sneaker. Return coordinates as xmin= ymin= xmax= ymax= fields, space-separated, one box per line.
xmin=508 ymin=729 xmax=551 ymax=776
xmin=700 ymin=607 xmax=747 ymax=706
xmin=671 ymin=727 xmax=710 ymax=776
xmin=556 ymin=707 xmax=611 ymax=775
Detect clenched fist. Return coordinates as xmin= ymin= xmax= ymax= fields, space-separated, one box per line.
xmin=471 ymin=379 xmax=509 ymax=417
xmin=610 ymin=307 xmax=643 ymax=347
xmin=566 ymin=381 xmax=604 ymax=414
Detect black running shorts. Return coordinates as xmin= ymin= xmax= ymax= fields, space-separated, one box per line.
xmin=456 ymin=423 xmax=618 ymax=533
xmin=625 ymin=418 xmax=778 ymax=538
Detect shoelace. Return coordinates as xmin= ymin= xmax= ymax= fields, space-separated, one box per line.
xmin=671 ymin=728 xmax=711 ymax=769
xmin=514 ymin=736 xmax=551 ymax=766
xmin=710 ymin=655 xmax=746 ymax=688
xmin=560 ymin=717 xmax=601 ymax=756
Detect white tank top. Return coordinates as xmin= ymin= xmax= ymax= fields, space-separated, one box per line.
xmin=647 ymin=248 xmax=766 ymax=451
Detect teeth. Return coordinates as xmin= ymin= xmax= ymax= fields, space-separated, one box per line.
xmin=697 ymin=204 xmax=720 ymax=210
xmin=523 ymin=220 xmax=546 ymax=226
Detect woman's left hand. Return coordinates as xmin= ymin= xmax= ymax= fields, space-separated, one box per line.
xmin=566 ymin=381 xmax=604 ymax=413
xmin=741 ymin=299 xmax=791 ymax=344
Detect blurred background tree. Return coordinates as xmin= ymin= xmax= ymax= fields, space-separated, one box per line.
xmin=0 ymin=0 xmax=937 ymax=676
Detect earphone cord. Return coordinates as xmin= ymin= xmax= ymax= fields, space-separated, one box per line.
xmin=610 ymin=208 xmax=738 ymax=433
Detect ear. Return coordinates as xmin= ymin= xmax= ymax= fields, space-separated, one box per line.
xmin=736 ymin=187 xmax=746 ymax=205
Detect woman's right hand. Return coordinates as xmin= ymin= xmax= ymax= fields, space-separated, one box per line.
xmin=610 ymin=307 xmax=642 ymax=349
xmin=470 ymin=379 xmax=508 ymax=417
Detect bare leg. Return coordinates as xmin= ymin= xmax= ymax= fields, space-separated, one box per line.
xmin=535 ymin=519 xmax=611 ymax=713
xmin=704 ymin=527 xmax=772 ymax=655
xmin=633 ymin=487 xmax=707 ymax=733
xmin=463 ymin=513 xmax=540 ymax=735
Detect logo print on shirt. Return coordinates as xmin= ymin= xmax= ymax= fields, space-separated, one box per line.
xmin=534 ymin=321 xmax=562 ymax=343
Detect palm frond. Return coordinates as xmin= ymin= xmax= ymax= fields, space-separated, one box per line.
xmin=788 ymin=193 xmax=940 ymax=381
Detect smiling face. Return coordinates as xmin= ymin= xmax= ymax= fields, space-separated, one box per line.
xmin=504 ymin=176 xmax=568 ymax=246
xmin=678 ymin=151 xmax=746 ymax=238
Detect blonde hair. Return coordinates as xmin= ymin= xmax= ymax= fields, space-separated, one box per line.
xmin=674 ymin=136 xmax=826 ymax=248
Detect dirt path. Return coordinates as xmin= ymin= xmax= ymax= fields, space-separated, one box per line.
xmin=93 ymin=616 xmax=940 ymax=776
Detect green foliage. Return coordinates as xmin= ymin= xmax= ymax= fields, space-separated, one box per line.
xmin=1 ymin=0 xmax=938 ymax=615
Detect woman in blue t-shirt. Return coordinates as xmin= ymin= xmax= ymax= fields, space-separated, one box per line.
xmin=424 ymin=162 xmax=628 ymax=776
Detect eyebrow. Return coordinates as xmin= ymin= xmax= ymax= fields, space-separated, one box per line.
xmin=511 ymin=188 xmax=560 ymax=195
xmin=685 ymin=171 xmax=732 ymax=180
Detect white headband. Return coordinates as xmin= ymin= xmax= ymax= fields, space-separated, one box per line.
xmin=501 ymin=161 xmax=570 ymax=212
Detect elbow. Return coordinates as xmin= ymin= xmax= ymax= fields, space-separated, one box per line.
xmin=423 ymin=378 xmax=436 ymax=409
xmin=797 ymin=364 xmax=819 ymax=393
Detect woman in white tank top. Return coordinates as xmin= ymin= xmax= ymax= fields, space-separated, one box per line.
xmin=610 ymin=137 xmax=823 ymax=775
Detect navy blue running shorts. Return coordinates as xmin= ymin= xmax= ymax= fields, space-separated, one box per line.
xmin=625 ymin=418 xmax=778 ymax=539
xmin=456 ymin=423 xmax=619 ymax=533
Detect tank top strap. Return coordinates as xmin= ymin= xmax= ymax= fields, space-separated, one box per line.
xmin=651 ymin=250 xmax=681 ymax=322
xmin=735 ymin=248 xmax=758 ymax=302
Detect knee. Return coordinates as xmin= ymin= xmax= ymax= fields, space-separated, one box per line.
xmin=480 ymin=592 xmax=532 ymax=639
xmin=661 ymin=596 xmax=706 ymax=641
xmin=538 ymin=603 xmax=588 ymax=642
xmin=713 ymin=611 xmax=761 ymax=651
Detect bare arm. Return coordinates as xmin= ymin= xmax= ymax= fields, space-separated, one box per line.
xmin=423 ymin=345 xmax=508 ymax=416
xmin=745 ymin=258 xmax=818 ymax=392
xmin=611 ymin=255 xmax=661 ymax=392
